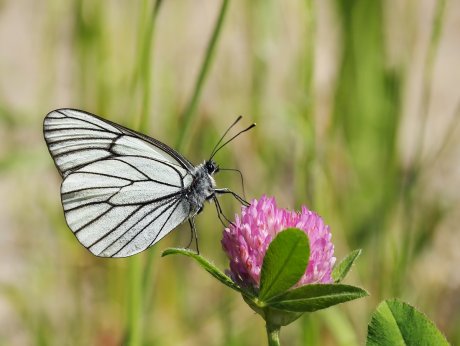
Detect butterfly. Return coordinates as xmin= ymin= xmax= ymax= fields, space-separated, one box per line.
xmin=43 ymin=109 xmax=254 ymax=257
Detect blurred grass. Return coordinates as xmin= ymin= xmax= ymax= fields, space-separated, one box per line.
xmin=1 ymin=0 xmax=460 ymax=345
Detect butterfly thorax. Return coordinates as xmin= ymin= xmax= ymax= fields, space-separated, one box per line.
xmin=186 ymin=161 xmax=217 ymax=216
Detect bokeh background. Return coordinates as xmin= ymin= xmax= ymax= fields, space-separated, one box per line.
xmin=1 ymin=0 xmax=459 ymax=345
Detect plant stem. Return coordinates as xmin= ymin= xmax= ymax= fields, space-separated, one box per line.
xmin=412 ymin=0 xmax=446 ymax=170
xmin=266 ymin=323 xmax=281 ymax=346
xmin=138 ymin=0 xmax=163 ymax=131
xmin=127 ymin=255 xmax=143 ymax=346
xmin=125 ymin=2 xmax=163 ymax=346
xmin=175 ymin=0 xmax=231 ymax=152
xmin=140 ymin=0 xmax=163 ymax=310
xmin=299 ymin=0 xmax=316 ymax=209
xmin=398 ymin=0 xmax=447 ymax=294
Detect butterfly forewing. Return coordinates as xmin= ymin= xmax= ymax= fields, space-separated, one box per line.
xmin=44 ymin=109 xmax=195 ymax=257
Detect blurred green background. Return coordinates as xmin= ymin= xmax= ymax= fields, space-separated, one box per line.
xmin=1 ymin=0 xmax=459 ymax=345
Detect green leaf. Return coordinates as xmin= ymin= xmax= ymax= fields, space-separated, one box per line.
xmin=242 ymin=295 xmax=303 ymax=327
xmin=267 ymin=284 xmax=368 ymax=312
xmin=259 ymin=228 xmax=310 ymax=302
xmin=367 ymin=299 xmax=449 ymax=346
xmin=332 ymin=249 xmax=362 ymax=283
xmin=161 ymin=248 xmax=242 ymax=294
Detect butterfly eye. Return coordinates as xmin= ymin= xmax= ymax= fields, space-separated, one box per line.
xmin=205 ymin=161 xmax=219 ymax=174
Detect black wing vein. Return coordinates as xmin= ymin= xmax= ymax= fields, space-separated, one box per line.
xmin=109 ymin=198 xmax=180 ymax=257
xmin=44 ymin=108 xmax=195 ymax=257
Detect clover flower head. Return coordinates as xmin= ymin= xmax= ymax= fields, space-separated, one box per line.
xmin=221 ymin=195 xmax=336 ymax=290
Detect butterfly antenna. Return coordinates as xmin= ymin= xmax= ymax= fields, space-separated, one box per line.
xmin=209 ymin=116 xmax=243 ymax=159
xmin=219 ymin=167 xmax=247 ymax=199
xmin=209 ymin=123 xmax=256 ymax=160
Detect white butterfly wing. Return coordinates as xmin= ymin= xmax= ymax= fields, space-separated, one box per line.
xmin=44 ymin=109 xmax=194 ymax=257
xmin=44 ymin=109 xmax=194 ymax=176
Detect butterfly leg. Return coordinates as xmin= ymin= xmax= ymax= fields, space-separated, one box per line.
xmin=214 ymin=188 xmax=250 ymax=206
xmin=212 ymin=195 xmax=235 ymax=226
xmin=187 ymin=217 xmax=199 ymax=254
xmin=217 ymin=167 xmax=247 ymax=200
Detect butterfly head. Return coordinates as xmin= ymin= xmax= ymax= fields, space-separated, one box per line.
xmin=205 ymin=160 xmax=219 ymax=175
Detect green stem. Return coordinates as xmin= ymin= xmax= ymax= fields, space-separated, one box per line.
xmin=138 ymin=0 xmax=163 ymax=131
xmin=125 ymin=2 xmax=163 ymax=345
xmin=301 ymin=0 xmax=316 ymax=209
xmin=398 ymin=0 xmax=447 ymax=292
xmin=142 ymin=247 xmax=158 ymax=309
xmin=412 ymin=0 xmax=446 ymax=170
xmin=266 ymin=324 xmax=281 ymax=346
xmin=127 ymin=255 xmax=143 ymax=346
xmin=175 ymin=0 xmax=231 ymax=152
